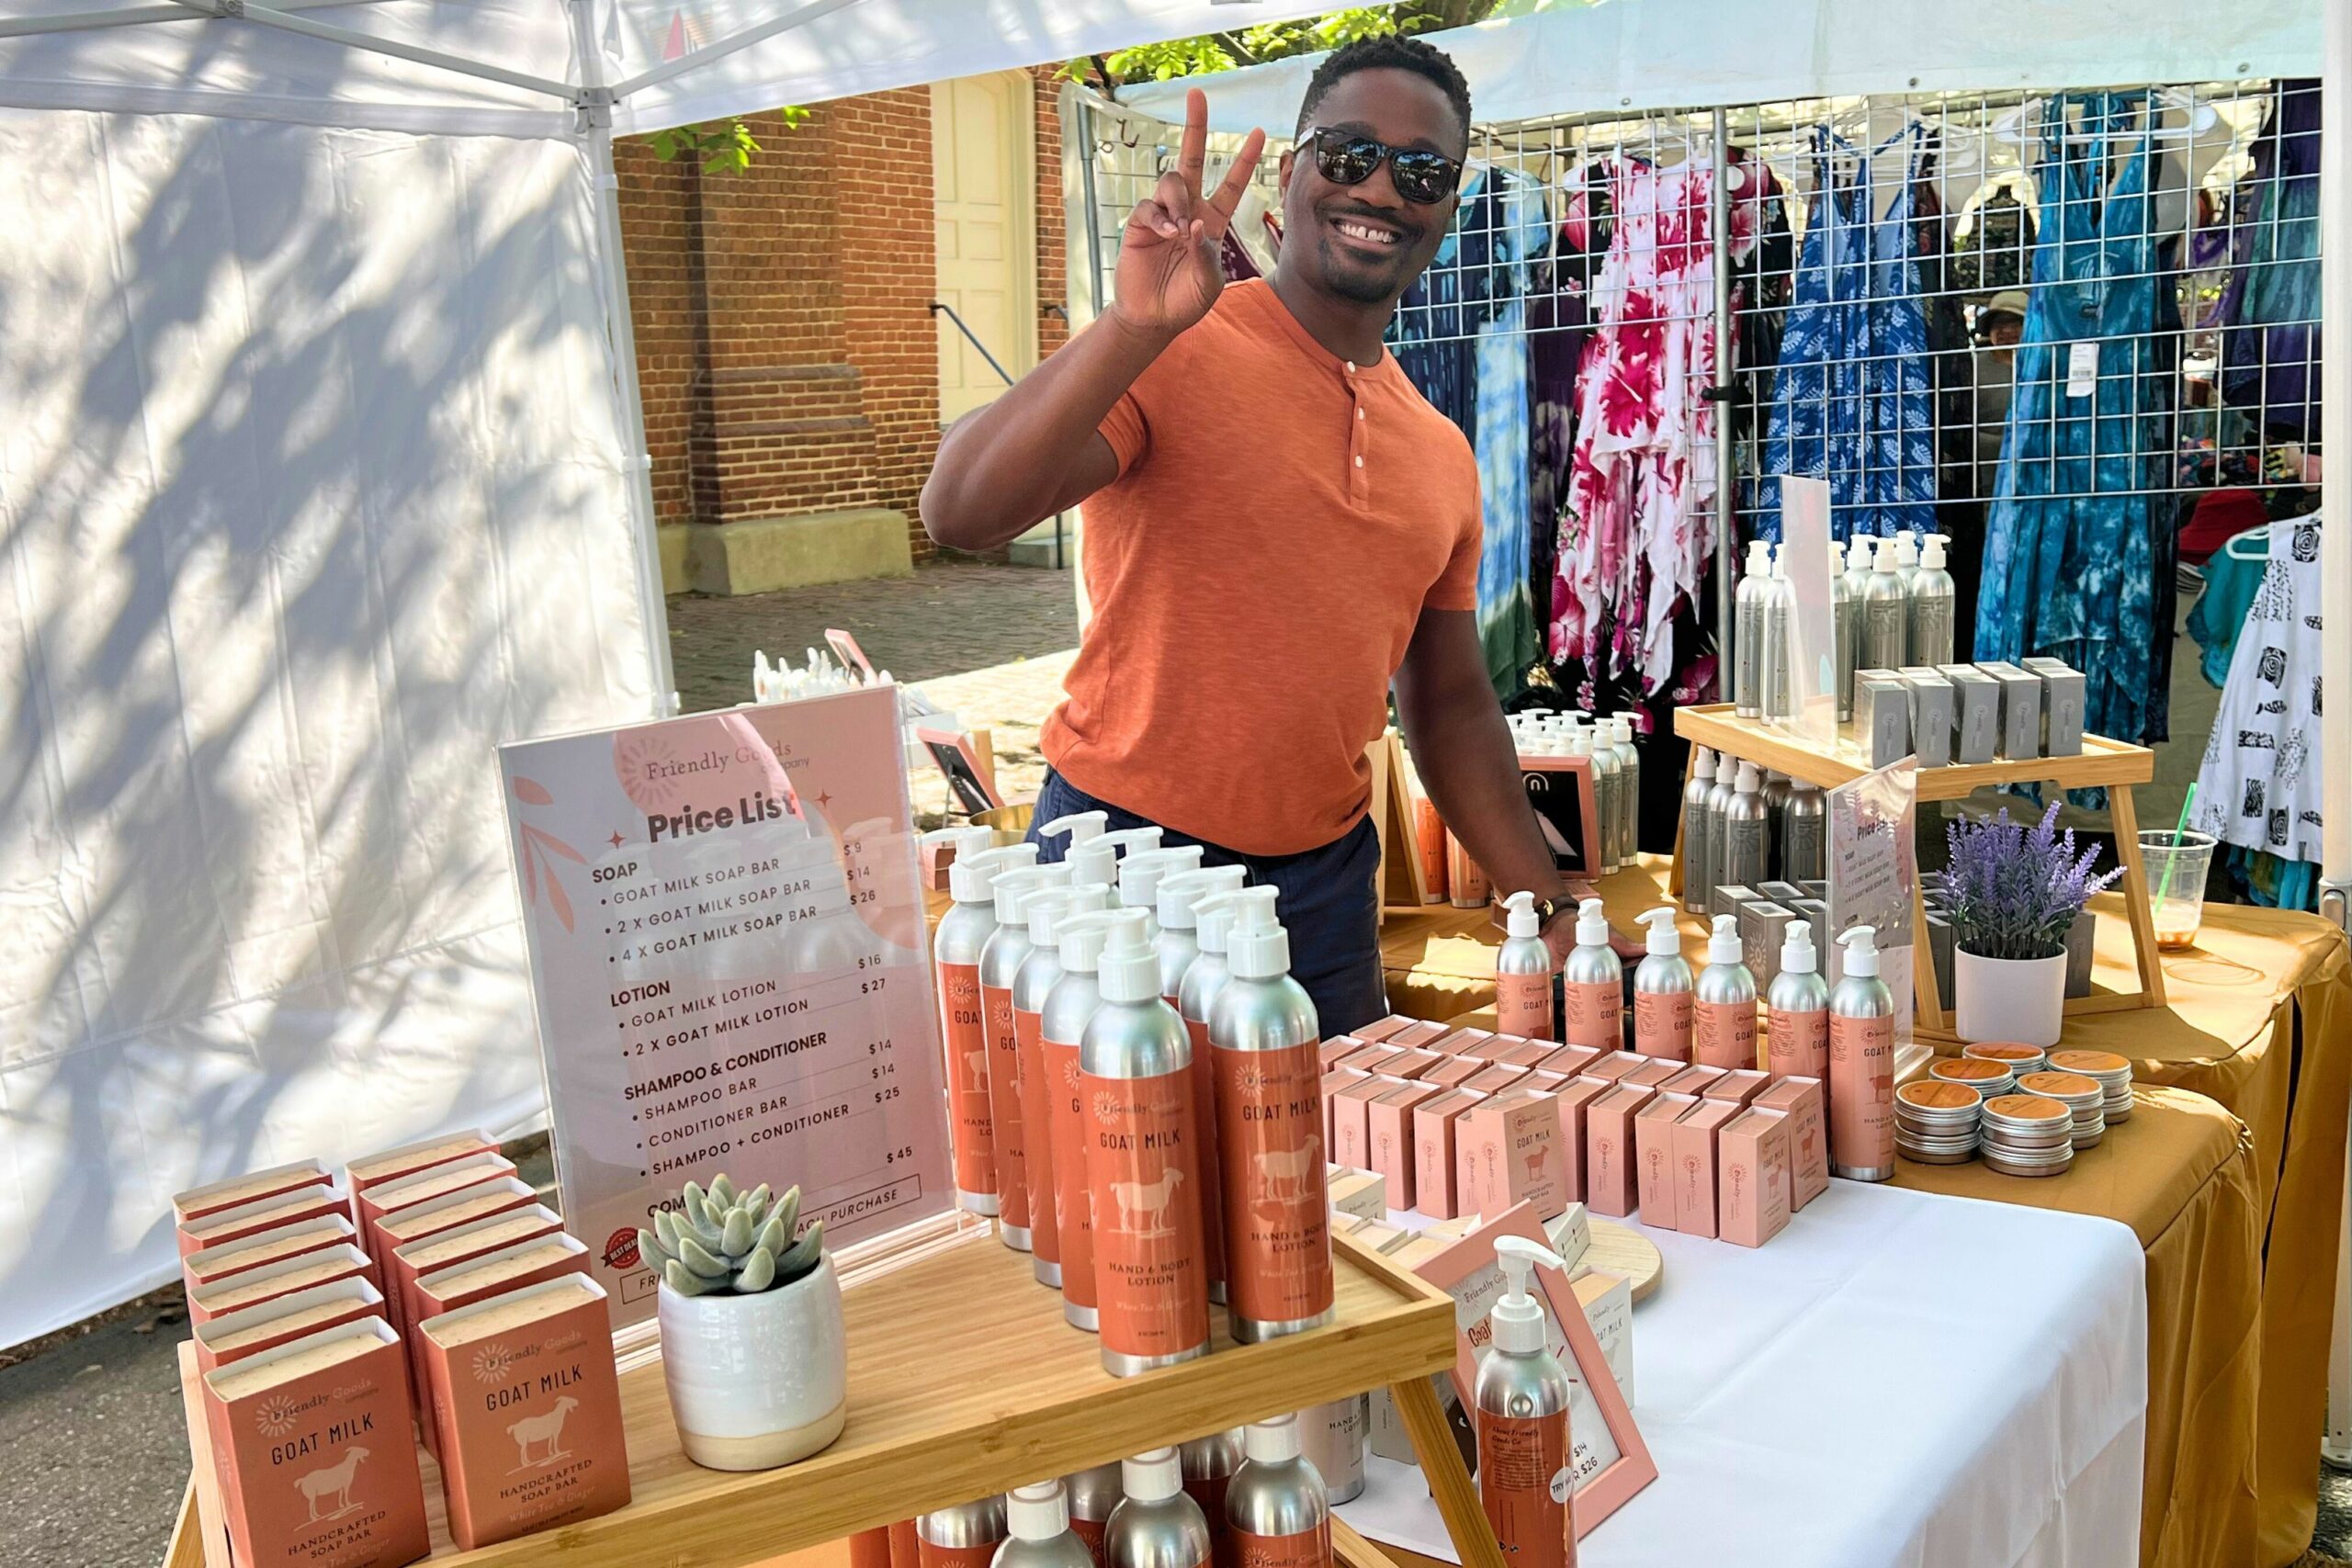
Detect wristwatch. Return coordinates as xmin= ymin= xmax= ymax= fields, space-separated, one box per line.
xmin=1527 ymin=894 xmax=1574 ymax=931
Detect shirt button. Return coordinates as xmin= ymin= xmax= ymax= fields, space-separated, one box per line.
xmin=1354 ymin=455 xmax=1364 ymax=468
xmin=1357 ymin=408 xmax=1365 ymax=421
xmin=1345 ymin=361 xmax=1357 ymax=374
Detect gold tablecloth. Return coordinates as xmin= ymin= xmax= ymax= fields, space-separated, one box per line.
xmin=1401 ymin=858 xmax=2347 ymax=1566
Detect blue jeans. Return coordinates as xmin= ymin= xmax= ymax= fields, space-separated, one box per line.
xmin=1025 ymin=771 xmax=1389 ymax=1035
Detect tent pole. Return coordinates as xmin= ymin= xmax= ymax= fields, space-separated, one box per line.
xmin=609 ymin=0 xmax=867 ymax=102
xmin=2319 ymin=0 xmax=2352 ymax=1470
xmin=162 ymin=0 xmax=576 ymax=100
xmin=1710 ymin=105 xmax=1736 ymax=680
xmin=0 ymin=0 xmax=386 ymax=41
xmin=571 ymin=0 xmax=678 ymax=716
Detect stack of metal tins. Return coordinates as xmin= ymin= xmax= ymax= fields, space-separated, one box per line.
xmin=2048 ymin=1049 xmax=2134 ymax=1125
xmin=1894 ymin=1080 xmax=1983 ymax=1164
xmin=1928 ymin=1055 xmax=2014 ymax=1100
xmin=1962 ymin=1042 xmax=2046 ymax=1077
xmin=1977 ymin=1094 xmax=2075 ymax=1178
xmin=2018 ymin=1070 xmax=2106 ymax=1150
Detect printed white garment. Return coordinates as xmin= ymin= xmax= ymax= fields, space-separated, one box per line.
xmin=2191 ymin=521 xmax=2324 ymax=864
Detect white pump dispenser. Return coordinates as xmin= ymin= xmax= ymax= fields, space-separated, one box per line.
xmin=1632 ymin=906 xmax=1695 ymax=1062
xmin=1476 ymin=1237 xmax=1576 ymax=1568
xmin=1638 ymin=906 xmax=1680 ymax=956
xmin=1490 ymin=1236 xmax=1566 ymax=1354
xmin=1223 ymin=886 xmax=1291 ymax=981
xmin=1705 ymin=912 xmax=1744 ymax=967
xmin=1095 ymin=909 xmax=1163 ymax=1007
xmin=1561 ymin=895 xmax=1622 ymax=1050
xmin=1038 ymin=811 xmax=1106 ymax=849
xmin=1494 ymin=889 xmax=1558 ymax=1042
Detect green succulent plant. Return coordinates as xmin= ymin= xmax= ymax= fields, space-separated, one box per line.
xmin=639 ymin=1175 xmax=824 ymax=1297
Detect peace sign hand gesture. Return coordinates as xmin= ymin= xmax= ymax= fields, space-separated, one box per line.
xmin=1110 ymin=87 xmax=1267 ymax=340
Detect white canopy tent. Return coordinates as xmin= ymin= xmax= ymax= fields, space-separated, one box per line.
xmin=0 ymin=0 xmax=1342 ymax=1348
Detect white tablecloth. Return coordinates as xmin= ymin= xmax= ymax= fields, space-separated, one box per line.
xmin=1340 ymin=1182 xmax=2147 ymax=1568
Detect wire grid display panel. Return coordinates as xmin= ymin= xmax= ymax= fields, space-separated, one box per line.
xmin=1074 ymin=81 xmax=2319 ymax=525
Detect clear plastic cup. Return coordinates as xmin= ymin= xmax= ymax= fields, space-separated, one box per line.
xmin=2139 ymin=829 xmax=2218 ymax=950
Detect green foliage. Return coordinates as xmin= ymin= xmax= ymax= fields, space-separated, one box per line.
xmin=650 ymin=106 xmax=808 ymax=175
xmin=1066 ymin=3 xmax=1514 ymax=88
xmin=639 ymin=1175 xmax=826 ymax=1296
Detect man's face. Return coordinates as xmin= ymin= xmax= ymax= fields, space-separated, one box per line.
xmin=1278 ymin=67 xmax=1464 ymax=307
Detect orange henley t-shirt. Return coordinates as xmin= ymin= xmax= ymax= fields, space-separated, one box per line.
xmin=1039 ymin=279 xmax=1482 ymax=858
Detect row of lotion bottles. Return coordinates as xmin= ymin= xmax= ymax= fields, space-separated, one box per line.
xmin=1679 ymin=748 xmax=1826 ymax=916
xmin=1507 ymin=712 xmax=1642 ymax=874
xmin=911 ymin=1414 xmax=1332 ymax=1568
xmin=1738 ymin=529 xmax=1955 ymax=724
xmin=1497 ymin=892 xmax=1897 ymax=1180
xmin=924 ymin=817 xmax=1337 ymax=1377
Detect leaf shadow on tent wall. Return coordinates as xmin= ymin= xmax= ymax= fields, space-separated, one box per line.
xmin=0 ymin=96 xmax=652 ymax=1346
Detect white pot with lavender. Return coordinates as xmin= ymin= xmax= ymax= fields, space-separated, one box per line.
xmin=644 ymin=1176 xmax=847 ymax=1472
xmin=1945 ymin=802 xmax=2123 ymax=1049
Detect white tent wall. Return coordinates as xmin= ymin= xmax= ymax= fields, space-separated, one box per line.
xmin=0 ymin=110 xmax=651 ymax=1347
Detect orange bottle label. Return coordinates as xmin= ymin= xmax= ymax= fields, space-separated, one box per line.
xmin=1044 ymin=1035 xmax=1095 ymax=1308
xmin=916 ymin=1541 xmax=1000 ymax=1568
xmin=1233 ymin=1523 xmax=1332 ymax=1568
xmin=1767 ymin=1007 xmax=1828 ymax=1079
xmin=1069 ymin=1516 xmax=1108 ymax=1568
xmin=1211 ymin=1040 xmax=1331 ymax=1327
xmin=1185 ymin=1017 xmax=1227 ymax=1290
xmin=982 ymin=983 xmax=1027 ymax=1230
xmin=1476 ymin=1408 xmax=1574 ymax=1568
xmin=1494 ymin=972 xmax=1554 ymax=1042
xmin=1692 ymin=998 xmax=1758 ymax=1070
xmin=1081 ymin=1066 xmax=1209 ymax=1359
xmin=1633 ymin=989 xmax=1692 ymax=1062
xmin=1828 ymin=1012 xmax=1896 ymax=1172
xmin=1561 ymin=979 xmax=1620 ymax=1050
xmin=937 ymin=961 xmax=994 ymax=1196
xmin=1014 ymin=1007 xmax=1059 ymax=1265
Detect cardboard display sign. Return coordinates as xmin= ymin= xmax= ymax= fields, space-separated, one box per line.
xmin=500 ymin=688 xmax=953 ymax=1329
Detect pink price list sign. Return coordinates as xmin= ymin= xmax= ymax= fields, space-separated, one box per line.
xmin=499 ymin=686 xmax=952 ymax=1328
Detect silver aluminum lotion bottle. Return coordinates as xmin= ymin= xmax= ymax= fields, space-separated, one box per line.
xmin=1758 ymin=771 xmax=1793 ymax=881
xmin=980 ymin=863 xmax=1062 ymax=1253
xmin=998 ymin=1482 xmax=1096 ymax=1568
xmin=917 ymin=1495 xmax=1009 ymax=1568
xmin=1700 ymin=751 xmax=1738 ymax=913
xmin=1692 ymin=913 xmax=1759 ymax=1072
xmin=1680 ymin=746 xmax=1717 ymax=915
xmin=1014 ymin=886 xmax=1110 ymax=1289
xmin=1721 ymin=761 xmax=1771 ymax=889
xmin=1227 ymin=1415 xmax=1332 ymax=1568
xmin=1734 ymin=537 xmax=1770 ymax=717
xmin=1298 ymin=1394 xmax=1367 ymax=1506
xmin=1080 ymin=910 xmax=1210 ymax=1374
xmin=922 ymin=826 xmax=1011 ymax=1215
xmin=1561 ymin=897 xmax=1623 ymax=1052
xmin=1828 ymin=927 xmax=1897 ymax=1182
xmin=1576 ymin=721 xmax=1621 ymax=874
xmin=1175 ymin=878 xmax=1249 ymax=1307
xmin=1041 ymin=910 xmax=1120 ymax=1330
xmin=1781 ymin=780 xmax=1827 ymax=881
xmin=1476 ymin=1238 xmax=1576 ymax=1568
xmin=1156 ymin=865 xmax=1245 ymax=1005
xmin=1605 ymin=716 xmax=1642 ymax=866
xmin=1209 ymin=886 xmax=1334 ymax=1343
xmin=1908 ymin=536 xmax=1958 ymax=668
xmin=1632 ymin=907 xmax=1695 ymax=1063
xmin=1832 ymin=537 xmax=1860 ymax=723
xmin=1106 ymin=1450 xmax=1213 ymax=1568
xmin=1064 ymin=1462 xmax=1125 ymax=1568
xmin=1765 ymin=922 xmax=1831 ymax=1080
xmin=1179 ymin=1429 xmax=1244 ymax=1567
xmin=1861 ymin=535 xmax=1908 ymax=671
xmin=1761 ymin=546 xmax=1797 ymax=724
xmin=1494 ymin=890 xmax=1559 ymax=1043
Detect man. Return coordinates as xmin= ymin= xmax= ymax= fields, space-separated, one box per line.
xmin=922 ymin=37 xmax=1574 ymax=1032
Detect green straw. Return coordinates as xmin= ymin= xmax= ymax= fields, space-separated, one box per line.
xmin=2153 ymin=781 xmax=2198 ymax=905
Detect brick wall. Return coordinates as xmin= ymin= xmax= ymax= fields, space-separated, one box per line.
xmin=619 ymin=72 xmax=1069 ymax=567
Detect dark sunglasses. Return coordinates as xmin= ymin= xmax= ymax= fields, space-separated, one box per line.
xmin=1302 ymin=127 xmax=1464 ymax=206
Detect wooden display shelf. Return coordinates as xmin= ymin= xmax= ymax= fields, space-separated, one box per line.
xmin=167 ymin=1230 xmax=1491 ymax=1568
xmin=1670 ymin=704 xmax=2166 ymax=1031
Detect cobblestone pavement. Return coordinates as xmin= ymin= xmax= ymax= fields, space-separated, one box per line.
xmin=667 ymin=558 xmax=1079 ymax=714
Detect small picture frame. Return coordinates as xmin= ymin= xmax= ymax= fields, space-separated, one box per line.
xmin=1521 ymin=754 xmax=1601 ymax=875
xmin=1414 ymin=1203 xmax=1657 ymax=1538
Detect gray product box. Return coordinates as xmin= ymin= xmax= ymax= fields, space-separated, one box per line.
xmin=2064 ymin=907 xmax=2096 ymax=998
xmin=2024 ymin=656 xmax=2087 ymax=757
xmin=1925 ymin=910 xmax=1956 ymax=1008
xmin=1797 ymin=879 xmax=1827 ymax=901
xmin=1857 ymin=673 xmax=1911 ymax=768
xmin=1738 ymin=901 xmax=1797 ymax=988
xmin=1713 ymin=883 xmax=1758 ymax=923
xmin=1939 ymin=663 xmax=2000 ymax=763
xmin=1758 ymin=880 xmax=1810 ymax=908
xmin=1898 ymin=667 xmax=1954 ymax=768
xmin=1979 ymin=662 xmax=2043 ymax=761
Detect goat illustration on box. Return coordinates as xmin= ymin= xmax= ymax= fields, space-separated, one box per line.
xmin=295 ymin=1447 xmax=368 ymax=1522
xmin=508 ymin=1396 xmax=579 ymax=1472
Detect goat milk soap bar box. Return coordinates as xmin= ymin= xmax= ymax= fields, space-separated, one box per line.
xmin=422 ymin=1275 xmax=630 ymax=1550
xmin=201 ymin=1317 xmax=430 ymax=1568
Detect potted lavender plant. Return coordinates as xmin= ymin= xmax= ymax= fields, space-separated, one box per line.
xmin=1944 ymin=802 xmax=2123 ymax=1047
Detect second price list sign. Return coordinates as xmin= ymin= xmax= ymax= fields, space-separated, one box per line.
xmin=499 ymin=686 xmax=952 ymax=1327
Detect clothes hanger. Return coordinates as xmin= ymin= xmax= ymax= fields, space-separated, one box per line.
xmin=1992 ymin=90 xmax=2223 ymax=148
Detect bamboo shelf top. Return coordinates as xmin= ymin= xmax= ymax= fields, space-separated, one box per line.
xmin=173 ymin=1230 xmax=1455 ymax=1568
xmin=1672 ymin=705 xmax=2153 ymax=803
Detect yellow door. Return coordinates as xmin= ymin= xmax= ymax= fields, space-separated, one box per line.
xmin=933 ymin=72 xmax=1036 ymax=423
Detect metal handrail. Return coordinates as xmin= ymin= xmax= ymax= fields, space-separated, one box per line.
xmin=927 ymin=299 xmax=1068 ymax=570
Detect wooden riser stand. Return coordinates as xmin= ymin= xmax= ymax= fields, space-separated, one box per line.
xmin=165 ymin=1231 xmax=1501 ymax=1568
xmin=1669 ymin=705 xmax=2166 ymax=1034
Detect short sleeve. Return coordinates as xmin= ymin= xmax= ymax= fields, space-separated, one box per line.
xmin=1423 ymin=475 xmax=1483 ymax=612
xmin=1097 ymin=388 xmax=1148 ymax=477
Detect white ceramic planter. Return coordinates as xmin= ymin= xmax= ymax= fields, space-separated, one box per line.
xmin=1953 ymin=948 xmax=2066 ymax=1048
xmin=659 ymin=1254 xmax=847 ymax=1471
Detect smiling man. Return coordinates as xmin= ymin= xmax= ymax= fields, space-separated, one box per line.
xmin=922 ymin=37 xmax=1574 ymax=1031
